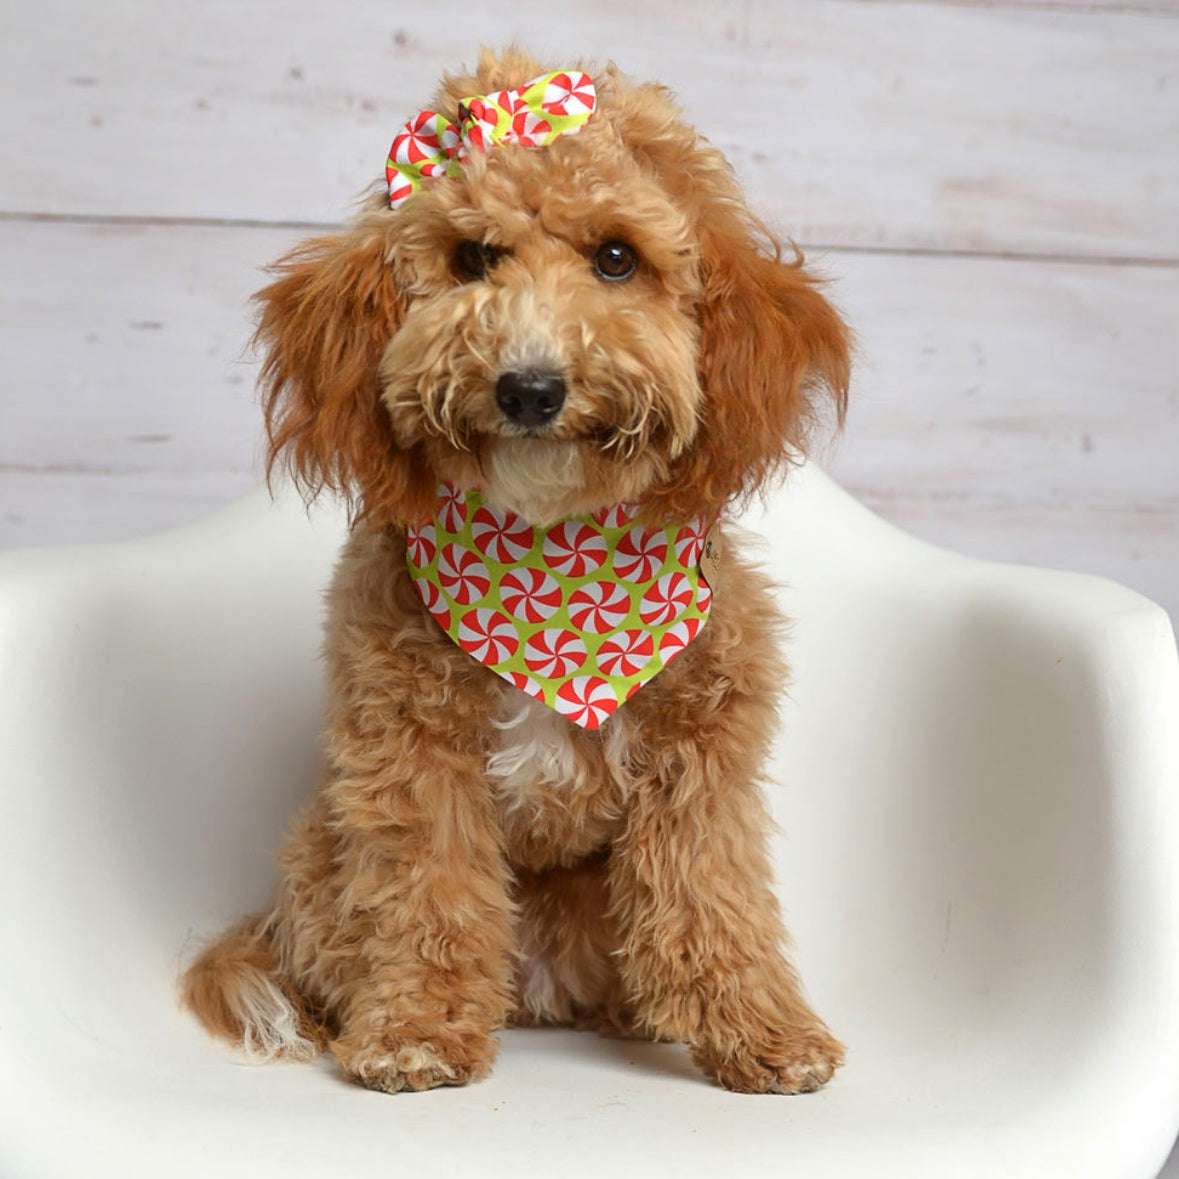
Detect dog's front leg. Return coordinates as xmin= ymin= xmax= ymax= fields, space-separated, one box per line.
xmin=321 ymin=712 xmax=515 ymax=1094
xmin=608 ymin=724 xmax=843 ymax=1093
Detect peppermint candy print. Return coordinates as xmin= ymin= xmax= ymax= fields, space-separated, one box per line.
xmin=414 ymin=577 xmax=451 ymax=631
xmin=592 ymin=501 xmax=639 ymax=529
xmin=471 ymin=504 xmax=534 ymax=563
xmin=386 ymin=71 xmax=597 ymax=209
xmin=391 ymin=111 xmax=457 ymax=167
xmin=613 ymin=525 xmax=669 ymax=584
xmin=542 ymin=72 xmax=596 ymax=118
xmin=437 ymin=483 xmax=468 ymax=533
xmin=568 ymin=581 xmax=632 ymax=635
xmin=386 ymin=111 xmax=461 ymax=207
xmin=438 ymin=543 xmax=490 ymax=605
xmin=458 ymin=608 xmax=519 ymax=665
xmin=597 ymin=631 xmax=654 ymax=678
xmin=406 ymin=482 xmax=715 ymax=728
xmin=501 ymin=669 xmax=547 ymax=702
xmin=487 ymin=87 xmax=527 ymax=115
xmin=554 ymin=676 xmax=618 ymax=730
xmin=500 ymin=567 xmax=562 ymax=624
xmin=659 ymin=616 xmax=704 ymax=663
xmin=675 ymin=517 xmax=708 ymax=568
xmin=508 ymin=109 xmax=553 ymax=146
xmin=457 ymin=97 xmax=500 ymax=153
xmin=405 ymin=522 xmax=437 ymax=569
xmin=386 ymin=169 xmax=417 ymax=209
xmin=544 ymin=521 xmax=608 ymax=577
xmin=525 ymin=629 xmax=587 ymax=678
xmin=640 ymin=571 xmax=694 ymax=627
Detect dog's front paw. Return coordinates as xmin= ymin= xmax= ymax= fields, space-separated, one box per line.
xmin=334 ymin=1028 xmax=498 ymax=1094
xmin=695 ymin=1023 xmax=844 ymax=1094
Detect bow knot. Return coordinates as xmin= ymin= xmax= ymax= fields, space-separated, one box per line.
xmin=385 ymin=71 xmax=597 ymax=208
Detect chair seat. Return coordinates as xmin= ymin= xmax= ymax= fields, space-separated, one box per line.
xmin=2 ymin=464 xmax=1177 ymax=1179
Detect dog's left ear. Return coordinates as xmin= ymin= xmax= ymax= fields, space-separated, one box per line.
xmin=648 ymin=218 xmax=851 ymax=521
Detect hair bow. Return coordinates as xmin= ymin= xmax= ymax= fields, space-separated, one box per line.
xmin=385 ymin=70 xmax=597 ymax=209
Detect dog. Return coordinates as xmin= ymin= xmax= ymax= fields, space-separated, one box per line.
xmin=183 ymin=48 xmax=850 ymax=1096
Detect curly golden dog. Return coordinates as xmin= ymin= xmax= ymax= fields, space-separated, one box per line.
xmin=183 ymin=48 xmax=850 ymax=1096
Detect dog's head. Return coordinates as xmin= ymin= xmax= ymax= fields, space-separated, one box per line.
xmin=258 ymin=49 xmax=850 ymax=527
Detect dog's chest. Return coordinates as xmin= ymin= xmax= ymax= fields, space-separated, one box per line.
xmin=486 ymin=690 xmax=630 ymax=870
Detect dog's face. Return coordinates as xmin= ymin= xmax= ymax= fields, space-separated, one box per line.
xmin=380 ymin=104 xmax=703 ymax=524
xmin=258 ymin=51 xmax=850 ymax=527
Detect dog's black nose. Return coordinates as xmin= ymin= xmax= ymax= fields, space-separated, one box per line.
xmin=495 ymin=370 xmax=567 ymax=428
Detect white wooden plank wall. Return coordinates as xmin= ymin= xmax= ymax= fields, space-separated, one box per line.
xmin=2 ymin=0 xmax=1176 ymax=642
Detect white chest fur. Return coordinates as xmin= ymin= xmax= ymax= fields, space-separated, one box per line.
xmin=485 ymin=689 xmax=633 ymax=844
xmin=486 ymin=691 xmax=582 ymax=812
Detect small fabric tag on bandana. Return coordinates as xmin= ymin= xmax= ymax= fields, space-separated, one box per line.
xmin=407 ymin=484 xmax=714 ymax=729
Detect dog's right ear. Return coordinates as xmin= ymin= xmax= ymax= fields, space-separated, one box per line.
xmin=255 ymin=218 xmax=434 ymax=524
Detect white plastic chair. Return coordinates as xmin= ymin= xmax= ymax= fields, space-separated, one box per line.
xmin=2 ymin=464 xmax=1177 ymax=1179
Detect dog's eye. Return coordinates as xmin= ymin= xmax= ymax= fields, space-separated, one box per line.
xmin=455 ymin=240 xmax=502 ymax=280
xmin=593 ymin=241 xmax=638 ymax=283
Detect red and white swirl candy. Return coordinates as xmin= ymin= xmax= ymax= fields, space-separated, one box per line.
xmin=471 ymin=505 xmax=534 ymax=563
xmin=613 ymin=525 xmax=669 ymax=583
xmin=659 ymin=616 xmax=704 ymax=662
xmin=674 ymin=517 xmax=708 ymax=568
xmin=542 ymin=72 xmax=597 ymax=118
xmin=567 ymin=581 xmax=632 ymax=635
xmin=499 ymin=567 xmax=562 ymax=624
xmin=437 ymin=543 xmax=490 ymax=605
xmin=508 ymin=109 xmax=553 ymax=146
xmin=437 ymin=482 xmax=468 ymax=533
xmin=554 ymin=675 xmax=619 ymax=730
xmin=500 ymin=670 xmax=547 ymax=702
xmin=597 ymin=630 xmax=654 ymax=678
xmin=640 ymin=571 xmax=695 ymax=627
xmin=405 ymin=522 xmax=437 ymax=569
xmin=543 ymin=521 xmax=608 ymax=577
xmin=524 ymin=629 xmax=587 ymax=678
xmin=413 ymin=577 xmax=451 ymax=630
xmin=591 ymin=501 xmax=639 ymax=529
xmin=457 ymin=608 xmax=519 ymax=665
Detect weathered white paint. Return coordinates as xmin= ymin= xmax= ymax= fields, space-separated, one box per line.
xmin=0 ymin=220 xmax=295 ymax=478
xmin=826 ymin=251 xmax=1179 ymax=511
xmin=2 ymin=1 xmax=1176 ymax=258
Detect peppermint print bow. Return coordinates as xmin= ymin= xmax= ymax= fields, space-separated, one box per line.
xmin=385 ymin=70 xmax=597 ymax=208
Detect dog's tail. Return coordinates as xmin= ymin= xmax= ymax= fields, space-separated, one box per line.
xmin=181 ymin=913 xmax=325 ymax=1062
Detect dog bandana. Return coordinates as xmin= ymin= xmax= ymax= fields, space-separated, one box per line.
xmin=406 ymin=484 xmax=714 ymax=730
xmin=385 ymin=70 xmax=597 ymax=208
